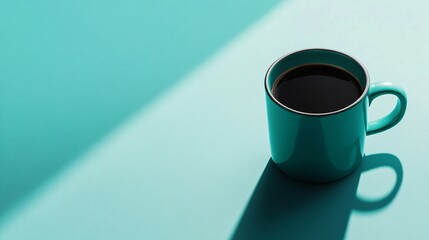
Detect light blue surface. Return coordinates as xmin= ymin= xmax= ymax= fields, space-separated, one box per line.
xmin=1 ymin=0 xmax=429 ymax=239
xmin=0 ymin=0 xmax=282 ymax=226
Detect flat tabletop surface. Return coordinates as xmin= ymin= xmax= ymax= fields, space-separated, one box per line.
xmin=1 ymin=0 xmax=428 ymax=239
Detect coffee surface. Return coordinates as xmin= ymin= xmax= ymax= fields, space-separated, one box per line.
xmin=272 ymin=64 xmax=363 ymax=113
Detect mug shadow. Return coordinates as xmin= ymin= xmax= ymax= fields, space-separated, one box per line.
xmin=232 ymin=153 xmax=403 ymax=240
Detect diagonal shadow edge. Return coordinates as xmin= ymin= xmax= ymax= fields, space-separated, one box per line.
xmin=0 ymin=0 xmax=288 ymax=224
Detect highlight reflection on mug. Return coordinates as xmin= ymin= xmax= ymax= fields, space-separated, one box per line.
xmin=232 ymin=153 xmax=403 ymax=240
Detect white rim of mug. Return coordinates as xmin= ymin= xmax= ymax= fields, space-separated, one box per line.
xmin=264 ymin=48 xmax=370 ymax=116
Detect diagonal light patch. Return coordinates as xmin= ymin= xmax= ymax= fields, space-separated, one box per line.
xmin=0 ymin=2 xmax=296 ymax=238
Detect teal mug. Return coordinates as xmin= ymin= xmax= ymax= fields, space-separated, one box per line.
xmin=264 ymin=49 xmax=407 ymax=183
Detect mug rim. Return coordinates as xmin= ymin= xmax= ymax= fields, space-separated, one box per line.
xmin=264 ymin=48 xmax=370 ymax=116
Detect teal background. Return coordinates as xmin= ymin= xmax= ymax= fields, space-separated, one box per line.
xmin=0 ymin=0 xmax=428 ymax=239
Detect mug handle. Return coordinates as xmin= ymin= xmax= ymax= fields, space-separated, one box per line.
xmin=353 ymin=153 xmax=403 ymax=211
xmin=367 ymin=82 xmax=407 ymax=136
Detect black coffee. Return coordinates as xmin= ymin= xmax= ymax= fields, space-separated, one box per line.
xmin=272 ymin=64 xmax=363 ymax=113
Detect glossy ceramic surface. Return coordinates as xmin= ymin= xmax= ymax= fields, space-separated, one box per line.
xmin=265 ymin=49 xmax=407 ymax=182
